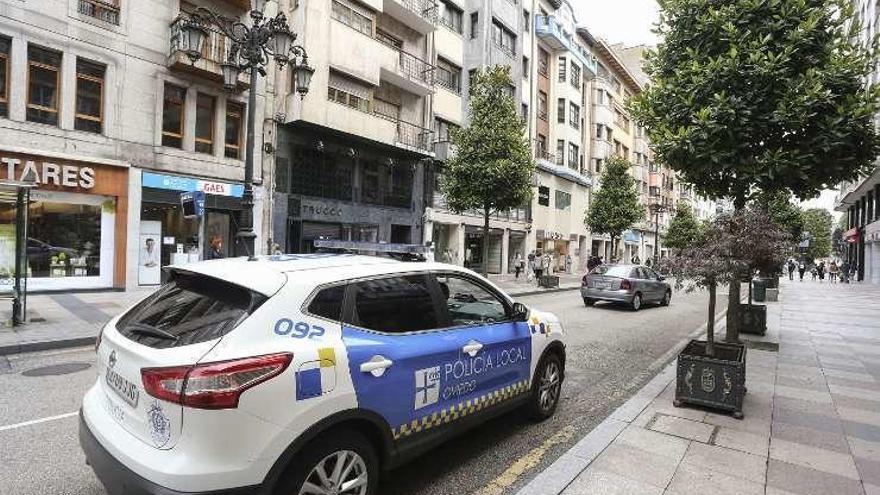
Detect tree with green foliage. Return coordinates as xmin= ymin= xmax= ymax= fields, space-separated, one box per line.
xmin=442 ymin=66 xmax=534 ymax=275
xmin=664 ymin=203 xmax=705 ymax=253
xmin=753 ymin=191 xmax=805 ymax=244
xmin=586 ymin=156 xmax=643 ymax=260
xmin=801 ymin=208 xmax=833 ymax=261
xmin=630 ymin=0 xmax=880 ymax=342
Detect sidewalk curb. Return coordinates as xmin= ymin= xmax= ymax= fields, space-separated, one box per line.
xmin=0 ymin=336 xmax=96 ymax=357
xmin=514 ymin=306 xmax=731 ymax=495
xmin=508 ymin=285 xmax=581 ymax=298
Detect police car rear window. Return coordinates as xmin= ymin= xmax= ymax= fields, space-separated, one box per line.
xmin=116 ymin=271 xmax=267 ymax=349
xmin=307 ymin=285 xmax=345 ymax=320
xmin=349 ymin=275 xmax=439 ymax=333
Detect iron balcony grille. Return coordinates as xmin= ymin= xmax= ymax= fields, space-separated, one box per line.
xmin=397 ymin=0 xmax=438 ymax=24
xmin=78 ymin=0 xmax=120 ymax=25
xmin=535 ymin=149 xmax=555 ymax=163
xmin=397 ymin=49 xmax=435 ymax=87
xmin=396 ymin=119 xmax=433 ymax=152
xmin=435 ymin=66 xmax=461 ymax=94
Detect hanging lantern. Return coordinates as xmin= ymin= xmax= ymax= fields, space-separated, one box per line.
xmin=180 ymin=17 xmax=208 ymax=63
xmin=292 ymin=58 xmax=314 ymax=98
xmin=221 ymin=60 xmax=241 ymax=91
xmin=272 ymin=26 xmax=295 ymax=65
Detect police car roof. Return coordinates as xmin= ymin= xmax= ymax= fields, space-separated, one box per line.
xmin=169 ymin=254 xmax=472 ymax=296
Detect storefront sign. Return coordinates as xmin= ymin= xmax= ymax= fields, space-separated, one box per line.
xmin=0 ymin=156 xmax=95 ymax=189
xmin=142 ymin=172 xmax=244 ymax=198
xmin=843 ymin=227 xmax=861 ymax=244
xmin=624 ymin=230 xmax=642 ymax=244
xmin=300 ymin=202 xmax=343 ymax=218
xmin=180 ymin=191 xmax=206 ymax=218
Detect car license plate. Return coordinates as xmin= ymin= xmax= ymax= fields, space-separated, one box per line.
xmin=105 ymin=363 xmax=139 ymax=407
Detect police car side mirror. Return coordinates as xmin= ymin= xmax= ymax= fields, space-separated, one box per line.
xmin=512 ymin=302 xmax=529 ymax=321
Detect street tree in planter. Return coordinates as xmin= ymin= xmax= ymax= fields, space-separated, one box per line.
xmin=586 ymin=156 xmax=643 ymax=261
xmin=629 ymin=0 xmax=880 ymax=343
xmin=663 ymin=208 xmax=790 ymax=417
xmin=801 ymin=208 xmax=834 ymax=261
xmin=441 ymin=66 xmax=534 ymax=276
xmin=664 ymin=203 xmax=705 ymax=253
xmin=752 ymin=191 xmax=804 ymax=289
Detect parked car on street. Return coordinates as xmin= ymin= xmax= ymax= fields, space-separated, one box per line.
xmin=581 ymin=264 xmax=672 ymax=311
xmin=79 ymin=254 xmax=566 ymax=495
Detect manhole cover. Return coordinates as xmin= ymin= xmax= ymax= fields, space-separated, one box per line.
xmin=21 ymin=362 xmax=92 ymax=377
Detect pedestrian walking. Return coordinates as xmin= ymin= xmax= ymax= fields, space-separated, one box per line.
xmin=787 ymin=259 xmax=796 ymax=281
xmin=829 ymin=261 xmax=839 ymax=283
xmin=818 ymin=262 xmax=826 ymax=282
xmin=514 ymin=252 xmax=524 ymax=279
xmin=565 ymin=254 xmax=572 ymax=274
xmin=841 ymin=261 xmax=850 ymax=283
xmin=798 ymin=261 xmax=806 ymax=281
xmin=532 ymin=252 xmax=543 ymax=285
xmin=631 ymin=254 xmax=641 ymax=265
xmin=810 ymin=265 xmax=817 ymax=281
xmin=527 ymin=252 xmax=536 ymax=282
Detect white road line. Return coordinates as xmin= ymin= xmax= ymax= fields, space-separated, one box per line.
xmin=0 ymin=412 xmax=78 ymax=432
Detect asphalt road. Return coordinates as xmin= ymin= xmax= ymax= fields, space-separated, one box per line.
xmin=0 ymin=287 xmax=727 ymax=495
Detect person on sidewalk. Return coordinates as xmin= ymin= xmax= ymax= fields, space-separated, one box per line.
xmin=817 ymin=261 xmax=826 ymax=282
xmin=798 ymin=261 xmax=806 ymax=281
xmin=564 ymin=254 xmax=572 ymax=274
xmin=787 ymin=259 xmax=796 ymax=280
xmin=513 ymin=252 xmax=524 ymax=279
xmin=533 ymin=252 xmax=544 ymax=285
xmin=810 ymin=265 xmax=818 ymax=281
xmin=829 ymin=261 xmax=839 ymax=283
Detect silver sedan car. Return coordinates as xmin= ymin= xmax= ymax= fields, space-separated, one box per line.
xmin=580 ymin=264 xmax=671 ymax=310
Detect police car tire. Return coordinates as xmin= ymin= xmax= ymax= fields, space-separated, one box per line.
xmin=275 ymin=429 xmax=379 ymax=495
xmin=527 ymin=353 xmax=563 ymax=421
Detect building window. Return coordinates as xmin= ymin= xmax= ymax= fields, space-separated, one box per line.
xmin=522 ymin=56 xmax=529 ymax=77
xmin=376 ymin=29 xmax=403 ymax=49
xmin=162 ymin=83 xmax=186 ymax=148
xmin=523 ymin=10 xmax=530 ymax=30
xmin=569 ymin=102 xmax=580 ymax=129
xmin=536 ymin=134 xmax=547 ymax=154
xmin=568 ymin=143 xmax=579 ymax=170
xmin=570 ymin=63 xmax=580 ymax=90
xmin=491 ymin=19 xmax=516 ymax=57
xmin=433 ymin=117 xmax=459 ymax=142
xmin=470 ymin=12 xmax=478 ymax=39
xmin=331 ymin=0 xmax=374 ymax=36
xmin=557 ymin=98 xmax=565 ymax=124
xmin=373 ymin=98 xmax=399 ymax=121
xmin=290 ymin=144 xmax=354 ymax=201
xmin=439 ymin=0 xmax=463 ymax=34
xmin=327 ymin=70 xmax=371 ymax=113
xmin=594 ymin=158 xmax=603 ymax=174
xmin=436 ymin=57 xmax=462 ymax=94
xmin=225 ymin=102 xmax=243 ymax=159
xmin=556 ymin=139 xmax=565 ymax=166
xmin=194 ymin=93 xmax=215 ymax=154
xmin=558 ymin=56 xmax=566 ymax=83
xmin=76 ymin=0 xmax=120 ymax=25
xmin=74 ymin=58 xmax=105 ymax=134
xmin=27 ymin=45 xmax=62 ymax=126
xmin=538 ymin=47 xmax=548 ymax=76
xmin=537 ymin=91 xmax=548 ymax=120
xmin=555 ymin=190 xmax=571 ymax=210
xmin=596 ymin=124 xmax=604 ymax=140
xmin=0 ymin=37 xmax=11 ymax=118
xmin=538 ymin=186 xmax=550 ymax=206
xmin=521 ymin=103 xmax=528 ymax=119
xmin=612 ymin=77 xmax=622 ymax=94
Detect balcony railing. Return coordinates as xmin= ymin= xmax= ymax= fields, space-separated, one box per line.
xmin=395 ymin=0 xmax=438 ymax=25
xmin=78 ymin=0 xmax=120 ymax=25
xmin=398 ymin=49 xmax=435 ymax=87
xmin=535 ymin=148 xmax=555 ymax=163
xmin=396 ymin=119 xmax=433 ymax=152
xmin=170 ymin=12 xmax=230 ymax=67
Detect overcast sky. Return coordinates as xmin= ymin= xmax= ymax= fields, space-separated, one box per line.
xmin=573 ymin=0 xmax=661 ymax=47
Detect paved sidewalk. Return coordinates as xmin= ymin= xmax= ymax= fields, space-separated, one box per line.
xmin=487 ymin=272 xmax=582 ymax=295
xmin=518 ymin=278 xmax=880 ymax=495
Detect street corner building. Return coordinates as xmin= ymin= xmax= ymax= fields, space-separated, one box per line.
xmin=0 ymin=0 xmax=266 ymax=291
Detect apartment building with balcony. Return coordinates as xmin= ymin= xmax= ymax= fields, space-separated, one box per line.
xmin=270 ymin=0 xmax=437 ymax=253
xmin=0 ymin=0 xmax=267 ymax=291
xmin=423 ymin=0 xmax=532 ymax=274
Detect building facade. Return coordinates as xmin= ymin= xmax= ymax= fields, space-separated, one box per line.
xmin=0 ymin=0 xmax=270 ymax=291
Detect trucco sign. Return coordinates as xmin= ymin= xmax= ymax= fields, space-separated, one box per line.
xmin=0 ymin=156 xmax=96 ymax=189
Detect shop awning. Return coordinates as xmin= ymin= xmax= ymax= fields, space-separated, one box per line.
xmin=843 ymin=228 xmax=860 ymax=243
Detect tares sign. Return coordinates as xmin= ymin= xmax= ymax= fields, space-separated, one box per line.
xmin=0 ymin=156 xmax=96 ymax=189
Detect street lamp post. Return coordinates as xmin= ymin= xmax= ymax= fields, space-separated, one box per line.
xmin=650 ymin=202 xmax=667 ymax=267
xmin=177 ymin=1 xmax=314 ymax=260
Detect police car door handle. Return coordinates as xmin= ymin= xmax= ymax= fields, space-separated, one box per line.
xmin=462 ymin=341 xmax=483 ymax=357
xmin=360 ymin=356 xmax=393 ymax=377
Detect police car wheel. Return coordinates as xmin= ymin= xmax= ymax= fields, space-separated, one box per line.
xmin=278 ymin=430 xmax=378 ymax=495
xmin=527 ymin=353 xmax=563 ymax=421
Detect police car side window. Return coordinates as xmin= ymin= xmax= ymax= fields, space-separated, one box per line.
xmin=349 ymin=275 xmax=440 ymax=333
xmin=307 ymin=285 xmax=345 ymax=321
xmin=436 ymin=274 xmax=508 ymax=327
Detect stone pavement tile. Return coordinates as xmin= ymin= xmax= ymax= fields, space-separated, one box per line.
xmin=855 ymin=456 xmax=880 ymax=485
xmin=769 ymin=437 xmax=861 ymax=480
xmin=704 ymin=410 xmax=771 ymax=436
xmin=679 ymin=442 xmax=767 ymax=484
xmin=772 ymin=422 xmax=852 ymax=454
xmin=774 ymin=395 xmax=841 ymax=420
xmin=664 ymin=460 xmax=764 ymax=495
xmin=766 ymin=459 xmax=864 ymax=495
xmin=844 ymin=420 xmax=880 ymax=443
xmin=777 ymin=362 xmax=826 ymax=380
xmin=616 ymin=425 xmax=690 ymax=462
xmin=826 ymin=376 xmax=880 ymax=393
xmin=648 ymin=414 xmax=715 ymax=443
xmin=829 ymin=383 xmax=880 ymax=402
xmin=517 ymin=453 xmax=587 ymax=495
xmin=777 ymin=373 xmax=829 ymax=392
xmin=820 ymin=355 xmax=867 ymax=369
xmin=849 ymin=437 xmax=880 ymax=461
xmin=765 ymin=488 xmax=810 ymax=495
xmin=632 ymin=403 xmax=706 ymax=429
xmin=588 ymin=443 xmax=680 ymax=489
xmin=824 ymin=368 xmax=878 ymax=383
xmin=838 ymin=407 xmax=880 ymax=428
xmin=778 ymin=354 xmax=821 ymax=367
xmin=866 ymin=483 xmax=880 ymax=495
xmin=712 ymin=426 xmax=769 ymax=456
xmin=775 ymin=384 xmax=834 ymax=404
xmin=562 ymin=467 xmax=663 ymax=495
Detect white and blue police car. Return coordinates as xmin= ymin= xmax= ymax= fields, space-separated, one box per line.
xmin=79 ymin=253 xmax=566 ymax=495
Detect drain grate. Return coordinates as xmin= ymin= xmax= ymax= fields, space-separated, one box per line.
xmin=21 ymin=362 xmax=92 ymax=377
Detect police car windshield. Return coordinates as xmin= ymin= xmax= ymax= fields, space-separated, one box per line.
xmin=116 ymin=271 xmax=267 ymax=349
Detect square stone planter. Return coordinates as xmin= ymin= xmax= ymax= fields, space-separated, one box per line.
xmin=766 ymin=288 xmax=779 ymax=302
xmin=738 ymin=303 xmax=767 ymax=335
xmin=675 ymin=340 xmax=747 ymax=418
xmin=539 ymin=275 xmax=559 ymax=288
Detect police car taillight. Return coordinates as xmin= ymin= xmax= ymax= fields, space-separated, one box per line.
xmin=141 ymin=353 xmax=293 ymax=409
